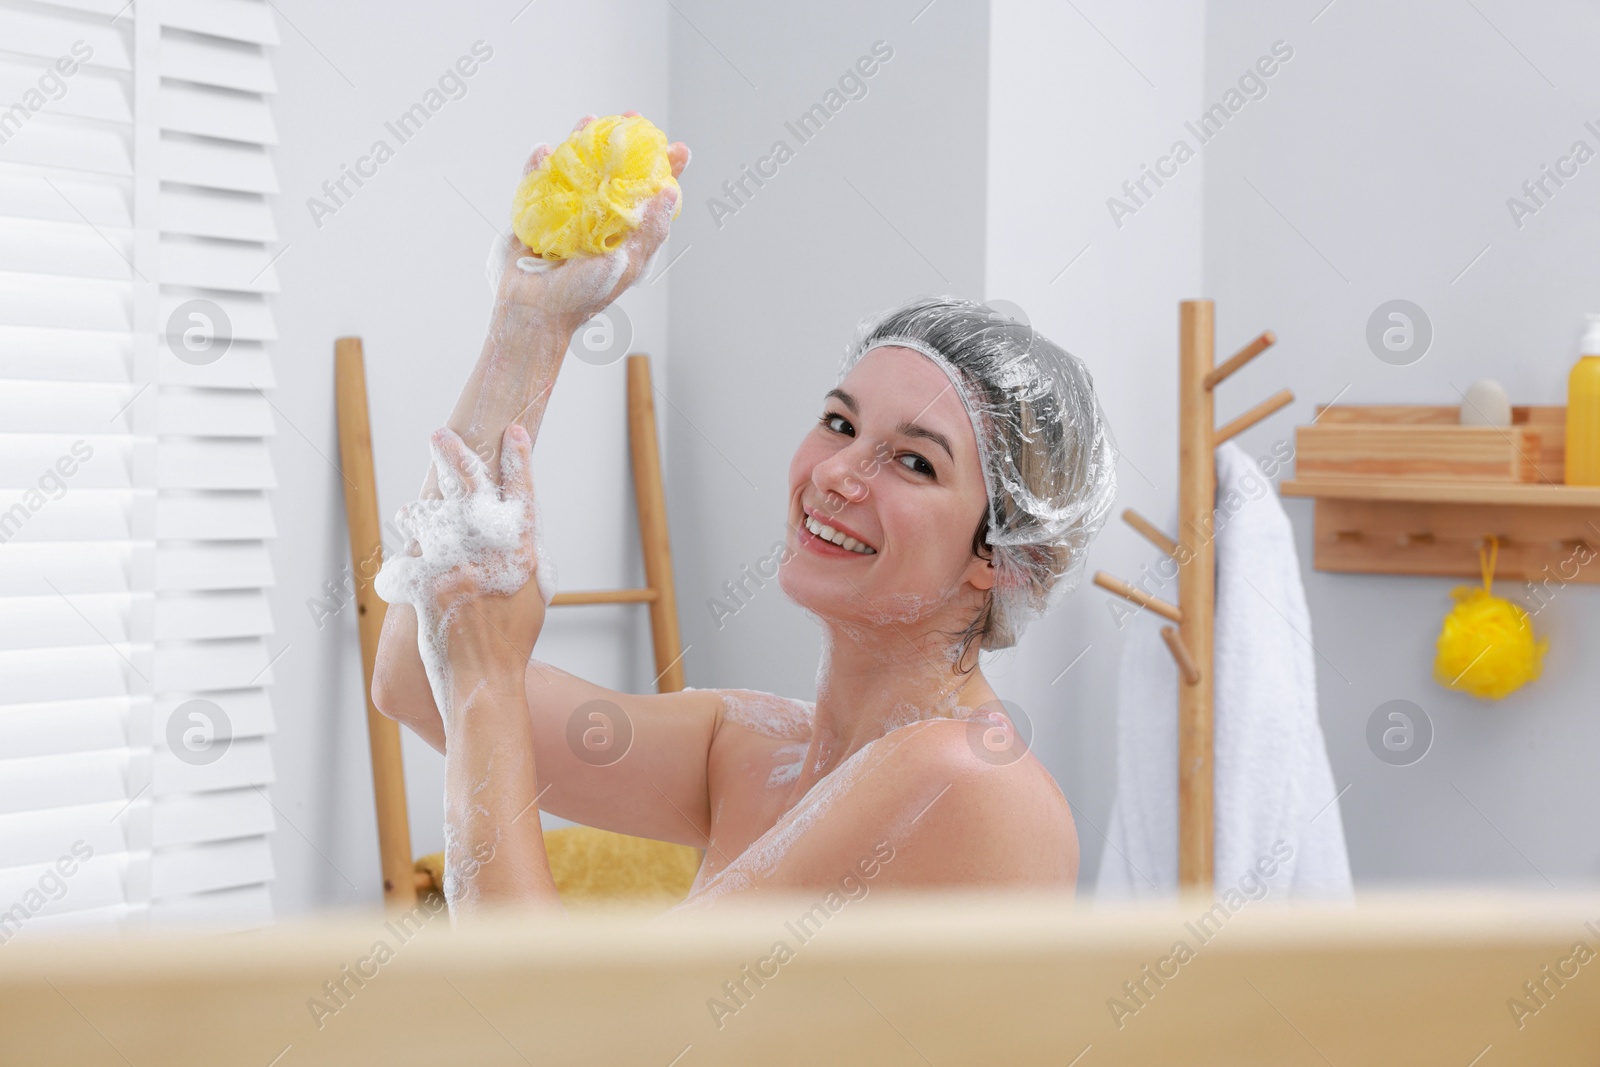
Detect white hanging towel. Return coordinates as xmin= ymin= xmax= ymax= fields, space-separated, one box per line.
xmin=1095 ymin=442 xmax=1352 ymax=901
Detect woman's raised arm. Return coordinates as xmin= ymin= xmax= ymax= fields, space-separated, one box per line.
xmin=371 ymin=119 xmax=688 ymax=750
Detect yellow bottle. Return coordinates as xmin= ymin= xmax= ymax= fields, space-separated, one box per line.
xmin=1566 ymin=314 xmax=1600 ymax=486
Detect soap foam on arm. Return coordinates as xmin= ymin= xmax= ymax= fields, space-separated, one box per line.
xmin=374 ymin=430 xmax=553 ymax=727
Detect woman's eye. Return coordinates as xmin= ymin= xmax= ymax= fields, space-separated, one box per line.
xmin=821 ymin=412 xmax=854 ymax=436
xmin=898 ymin=453 xmax=935 ymax=477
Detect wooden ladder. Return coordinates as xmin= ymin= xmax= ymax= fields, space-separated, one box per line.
xmin=334 ymin=339 xmax=686 ymax=908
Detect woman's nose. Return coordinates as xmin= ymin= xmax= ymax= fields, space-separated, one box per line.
xmin=812 ymin=441 xmax=872 ymax=505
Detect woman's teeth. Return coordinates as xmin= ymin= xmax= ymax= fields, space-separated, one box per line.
xmin=804 ymin=514 xmax=875 ymax=554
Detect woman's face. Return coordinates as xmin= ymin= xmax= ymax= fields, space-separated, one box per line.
xmin=778 ymin=346 xmax=995 ymax=631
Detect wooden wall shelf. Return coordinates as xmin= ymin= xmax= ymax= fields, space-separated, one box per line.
xmin=1280 ymin=405 xmax=1600 ymax=585
xmin=1281 ymin=480 xmax=1600 ymax=507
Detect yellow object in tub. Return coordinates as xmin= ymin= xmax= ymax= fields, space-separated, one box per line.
xmin=415 ymin=826 xmax=702 ymax=912
xmin=510 ymin=113 xmax=681 ymax=261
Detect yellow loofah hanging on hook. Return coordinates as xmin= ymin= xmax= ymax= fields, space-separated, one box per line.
xmin=510 ymin=113 xmax=680 ymax=261
xmin=1432 ymin=536 xmax=1548 ymax=700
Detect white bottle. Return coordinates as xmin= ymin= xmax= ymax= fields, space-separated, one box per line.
xmin=1460 ymin=378 xmax=1510 ymax=427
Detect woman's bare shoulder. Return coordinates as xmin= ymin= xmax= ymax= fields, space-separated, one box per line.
xmin=671 ymin=712 xmax=1078 ymax=910
xmin=871 ymin=717 xmax=1078 ymax=879
xmin=881 ymin=715 xmax=1059 ymax=790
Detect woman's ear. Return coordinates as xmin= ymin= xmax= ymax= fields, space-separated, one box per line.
xmin=963 ymin=554 xmax=997 ymax=592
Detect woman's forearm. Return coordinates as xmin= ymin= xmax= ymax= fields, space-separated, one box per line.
xmin=442 ymin=670 xmax=561 ymax=916
xmin=372 ymin=301 xmax=573 ymax=742
xmin=422 ymin=302 xmax=575 ymax=498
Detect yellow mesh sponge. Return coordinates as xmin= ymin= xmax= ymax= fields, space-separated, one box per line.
xmin=511 ymin=114 xmax=680 ymax=261
xmin=541 ymin=826 xmax=701 ymax=911
xmin=1433 ymin=538 xmax=1547 ymax=700
xmin=413 ymin=827 xmax=702 ymax=914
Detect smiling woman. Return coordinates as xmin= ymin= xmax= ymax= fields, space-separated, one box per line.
xmin=369 ymin=116 xmax=1118 ymax=919
xmin=797 ymin=297 xmax=1119 ymax=658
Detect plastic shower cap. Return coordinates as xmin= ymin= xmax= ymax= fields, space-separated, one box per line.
xmin=839 ymin=295 xmax=1118 ymax=650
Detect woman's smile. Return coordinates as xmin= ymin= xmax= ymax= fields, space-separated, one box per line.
xmin=799 ymin=506 xmax=877 ymax=556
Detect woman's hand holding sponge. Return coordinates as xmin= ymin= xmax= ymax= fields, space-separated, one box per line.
xmin=514 ymin=112 xmax=682 ymax=259
xmin=491 ymin=112 xmax=688 ymax=331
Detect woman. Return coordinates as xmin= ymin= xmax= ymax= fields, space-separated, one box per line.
xmin=372 ymin=117 xmax=1118 ymax=916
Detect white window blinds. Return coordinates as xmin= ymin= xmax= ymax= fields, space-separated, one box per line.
xmin=0 ymin=0 xmax=280 ymax=935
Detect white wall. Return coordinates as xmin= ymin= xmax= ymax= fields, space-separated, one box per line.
xmin=985 ymin=0 xmax=1207 ymax=889
xmin=663 ymin=2 xmax=991 ymax=694
xmin=265 ymin=0 xmax=670 ymax=916
xmin=1204 ymin=0 xmax=1600 ymax=886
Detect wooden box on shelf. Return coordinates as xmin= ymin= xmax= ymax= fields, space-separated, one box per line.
xmin=1296 ymin=423 xmax=1546 ymax=483
xmin=1279 ymin=405 xmax=1600 ymax=584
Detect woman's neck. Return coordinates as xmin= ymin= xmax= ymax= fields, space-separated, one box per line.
xmin=806 ymin=618 xmax=995 ymax=779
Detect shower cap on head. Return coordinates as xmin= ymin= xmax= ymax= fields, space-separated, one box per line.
xmin=839 ymin=295 xmax=1118 ymax=650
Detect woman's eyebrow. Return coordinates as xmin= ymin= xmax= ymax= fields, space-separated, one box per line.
xmin=896 ymin=420 xmax=953 ymax=461
xmin=827 ymin=387 xmax=952 ymax=460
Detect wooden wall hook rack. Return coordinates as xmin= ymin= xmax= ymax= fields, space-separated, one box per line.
xmin=1092 ymin=300 xmax=1294 ymax=892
